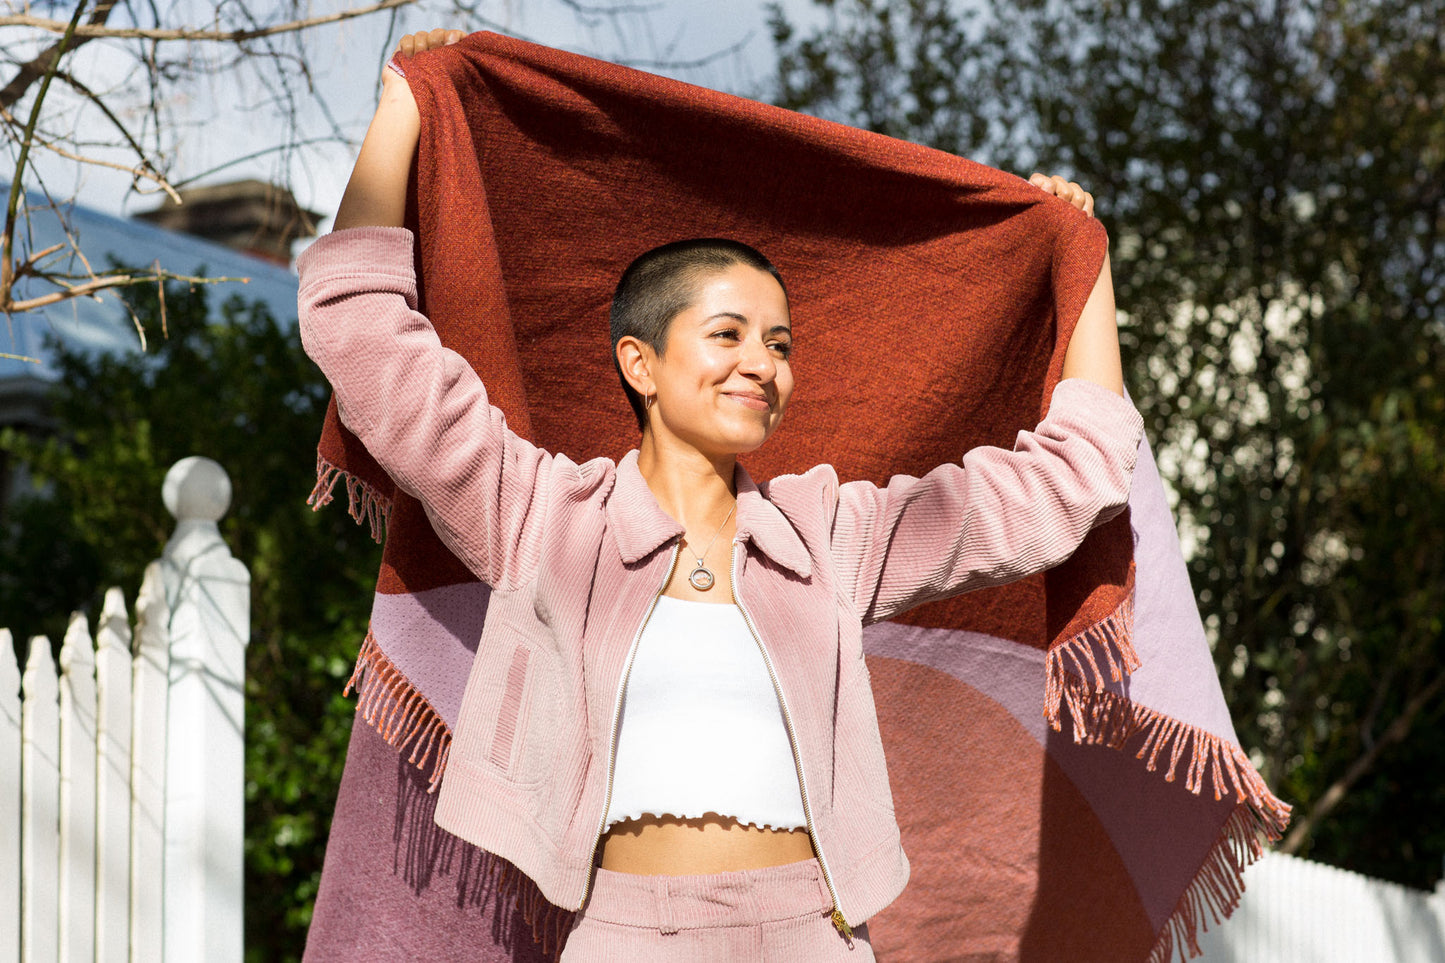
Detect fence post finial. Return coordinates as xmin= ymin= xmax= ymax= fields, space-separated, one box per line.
xmin=161 ymin=456 xmax=233 ymax=567
xmin=159 ymin=456 xmax=248 ymax=963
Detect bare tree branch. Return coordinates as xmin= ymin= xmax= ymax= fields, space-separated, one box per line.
xmin=0 ymin=0 xmax=117 ymax=111
xmin=4 ymin=268 xmax=248 ymax=315
xmin=168 ymin=136 xmax=348 ymax=190
xmin=1279 ymin=668 xmax=1445 ymax=855
xmin=0 ymin=102 xmax=181 ymax=202
xmin=17 ymin=241 xmax=66 ymax=271
xmin=1 ymin=0 xmax=718 ymax=327
xmin=48 ymin=67 xmax=177 ymax=194
xmin=616 ymin=31 xmax=755 ymax=71
xmin=555 ymin=0 xmax=664 ymax=15
xmin=3 ymin=0 xmax=89 ymax=310
xmin=0 ymin=0 xmax=417 ymax=44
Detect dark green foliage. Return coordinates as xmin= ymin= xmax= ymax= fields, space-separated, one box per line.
xmin=0 ymin=278 xmax=381 ymax=961
xmin=771 ymin=0 xmax=1444 ymax=888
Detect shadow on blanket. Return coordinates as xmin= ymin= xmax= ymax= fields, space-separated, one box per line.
xmin=304 ymin=720 xmax=569 ymax=962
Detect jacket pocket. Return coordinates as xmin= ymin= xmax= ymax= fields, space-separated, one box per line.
xmin=454 ymin=627 xmax=562 ymax=791
xmin=488 ymin=644 xmax=532 ymax=770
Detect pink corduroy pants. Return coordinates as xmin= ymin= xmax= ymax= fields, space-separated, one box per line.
xmin=560 ymin=858 xmax=874 ymax=962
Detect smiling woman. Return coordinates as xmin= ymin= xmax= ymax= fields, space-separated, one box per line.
xmin=618 ymin=253 xmax=793 ymax=447
xmin=300 ymin=26 xmax=1143 ymax=963
xmin=614 ymin=251 xmax=794 ymax=603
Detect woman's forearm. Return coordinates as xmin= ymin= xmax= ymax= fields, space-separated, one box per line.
xmin=332 ymin=77 xmax=421 ymax=231
xmin=1061 ymin=251 xmax=1125 ymax=396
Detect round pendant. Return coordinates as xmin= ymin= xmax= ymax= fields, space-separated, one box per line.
xmin=688 ymin=564 xmax=716 ymax=591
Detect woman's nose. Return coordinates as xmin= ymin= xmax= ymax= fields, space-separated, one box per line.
xmin=738 ymin=337 xmax=776 ymax=380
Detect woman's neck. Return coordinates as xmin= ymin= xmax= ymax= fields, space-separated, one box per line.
xmin=635 ymin=431 xmax=737 ymax=529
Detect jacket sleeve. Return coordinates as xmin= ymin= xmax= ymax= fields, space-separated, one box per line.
xmin=296 ymin=226 xmax=564 ymax=591
xmin=832 ymin=378 xmax=1145 ymax=626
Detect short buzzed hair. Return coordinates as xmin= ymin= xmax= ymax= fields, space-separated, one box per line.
xmin=610 ymin=239 xmax=787 ymax=431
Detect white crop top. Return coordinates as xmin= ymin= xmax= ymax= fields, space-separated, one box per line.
xmin=603 ymin=595 xmax=808 ymax=831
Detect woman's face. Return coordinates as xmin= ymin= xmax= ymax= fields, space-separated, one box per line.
xmin=646 ymin=263 xmax=794 ymax=457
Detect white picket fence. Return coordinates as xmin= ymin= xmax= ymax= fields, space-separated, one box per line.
xmin=2 ymin=456 xmax=249 ymax=963
xmin=1197 ymin=851 xmax=1445 ymax=961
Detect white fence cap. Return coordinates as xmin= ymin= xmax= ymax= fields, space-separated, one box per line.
xmin=162 ymin=456 xmax=231 ymax=523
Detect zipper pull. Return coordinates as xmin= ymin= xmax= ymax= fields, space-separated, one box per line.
xmin=831 ymin=908 xmax=855 ymax=947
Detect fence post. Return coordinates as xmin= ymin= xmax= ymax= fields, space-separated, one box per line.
xmin=58 ymin=615 xmax=97 ymax=963
xmin=2 ymin=629 xmax=20 ymax=962
xmin=1434 ymin=873 xmax=1445 ymax=945
xmin=94 ymin=589 xmax=132 ymax=963
xmin=160 ymin=456 xmax=249 ymax=963
xmin=21 ymin=636 xmax=59 ymax=963
xmin=129 ymin=563 xmax=168 ymax=963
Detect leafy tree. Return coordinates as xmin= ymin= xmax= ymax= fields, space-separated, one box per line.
xmin=770 ymin=0 xmax=1444 ymax=886
xmin=0 ymin=278 xmax=381 ymax=960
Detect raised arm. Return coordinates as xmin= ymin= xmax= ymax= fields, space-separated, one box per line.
xmin=299 ymin=30 xmax=574 ymax=591
xmin=1029 ymin=172 xmax=1125 ymax=397
xmin=332 ymin=29 xmax=461 ymax=231
xmin=834 ymin=379 xmax=1143 ymax=625
xmin=832 ymin=174 xmax=1137 ymax=623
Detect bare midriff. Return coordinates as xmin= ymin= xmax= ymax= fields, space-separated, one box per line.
xmin=599 ymin=813 xmax=816 ymax=875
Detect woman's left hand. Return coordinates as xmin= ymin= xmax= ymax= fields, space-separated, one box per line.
xmin=1029 ymin=173 xmax=1095 ymax=217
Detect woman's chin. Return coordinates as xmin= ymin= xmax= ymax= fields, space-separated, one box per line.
xmin=693 ymin=427 xmax=771 ymax=459
xmin=668 ymin=414 xmax=782 ymax=459
xmin=728 ymin=421 xmax=781 ymax=456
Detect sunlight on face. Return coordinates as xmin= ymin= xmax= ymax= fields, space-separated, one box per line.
xmin=649 ymin=263 xmax=794 ymax=457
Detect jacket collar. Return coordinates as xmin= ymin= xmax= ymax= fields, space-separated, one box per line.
xmin=607 ymin=450 xmax=812 ymax=579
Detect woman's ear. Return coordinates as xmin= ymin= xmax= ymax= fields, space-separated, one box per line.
xmin=616 ymin=335 xmax=656 ymax=397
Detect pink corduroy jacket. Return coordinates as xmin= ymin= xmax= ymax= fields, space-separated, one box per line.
xmin=296 ymin=227 xmax=1145 ymax=930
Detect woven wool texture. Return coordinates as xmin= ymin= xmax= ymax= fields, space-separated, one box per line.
xmin=315 ymin=31 xmax=1130 ymax=649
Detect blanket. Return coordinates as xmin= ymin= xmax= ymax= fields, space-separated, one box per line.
xmin=302 ymin=31 xmax=1288 ymax=962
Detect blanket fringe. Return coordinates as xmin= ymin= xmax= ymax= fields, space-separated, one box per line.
xmin=348 ymin=632 xmax=573 ymax=958
xmin=471 ymin=852 xmax=574 ymax=961
xmin=499 ymin=858 xmax=574 ymax=960
xmin=1044 ymin=592 xmax=1292 ymax=961
xmin=1044 ymin=591 xmax=1142 ymax=725
xmin=1146 ymin=805 xmax=1276 ymax=963
xmin=1065 ymin=683 xmax=1292 ymax=963
xmin=1048 ymin=658 xmax=1291 ymax=832
xmin=346 ymin=632 xmax=453 ymax=793
xmin=310 ymin=452 xmax=393 ymax=543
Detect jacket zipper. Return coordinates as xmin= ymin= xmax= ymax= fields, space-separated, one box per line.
xmin=577 ymin=542 xmax=682 ymax=911
xmin=729 ymin=540 xmax=854 ymax=946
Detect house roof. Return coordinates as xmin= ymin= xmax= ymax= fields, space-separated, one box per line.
xmin=0 ymin=184 xmax=302 ymax=398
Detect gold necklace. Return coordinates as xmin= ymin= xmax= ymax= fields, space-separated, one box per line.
xmin=685 ymin=501 xmax=736 ymax=591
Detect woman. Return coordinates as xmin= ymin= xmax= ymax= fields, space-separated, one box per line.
xmin=299 ymin=28 xmax=1142 ymax=961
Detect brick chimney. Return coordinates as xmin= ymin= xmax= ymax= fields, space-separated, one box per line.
xmin=136 ymin=179 xmax=321 ymax=265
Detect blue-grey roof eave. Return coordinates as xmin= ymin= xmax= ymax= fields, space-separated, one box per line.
xmin=0 ymin=182 xmax=301 ymax=385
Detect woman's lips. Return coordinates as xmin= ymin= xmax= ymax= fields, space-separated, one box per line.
xmin=725 ymin=392 xmax=771 ymax=411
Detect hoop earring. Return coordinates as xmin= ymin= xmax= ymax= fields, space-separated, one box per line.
xmin=644 ymin=393 xmax=654 ymax=413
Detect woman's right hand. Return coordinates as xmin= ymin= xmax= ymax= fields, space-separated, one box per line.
xmin=334 ymin=28 xmax=465 ymax=231
xmin=382 ymin=29 xmax=466 ymax=92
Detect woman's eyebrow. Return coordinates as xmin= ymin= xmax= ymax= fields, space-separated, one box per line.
xmin=701 ymin=313 xmax=791 ymax=338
